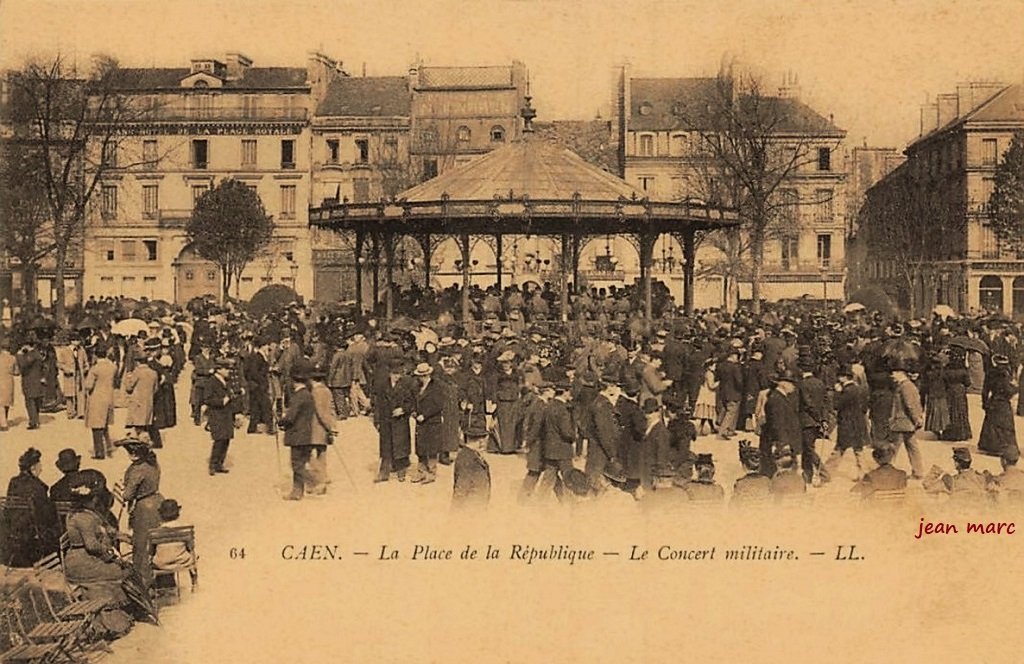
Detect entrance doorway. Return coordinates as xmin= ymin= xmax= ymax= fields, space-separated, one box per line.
xmin=174 ymin=244 xmax=221 ymax=304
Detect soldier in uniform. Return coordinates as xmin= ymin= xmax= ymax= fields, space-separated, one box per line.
xmin=851 ymin=445 xmax=907 ymax=498
xmin=731 ymin=441 xmax=771 ymax=505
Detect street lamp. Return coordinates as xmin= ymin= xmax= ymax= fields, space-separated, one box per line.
xmin=290 ymin=260 xmax=299 ymax=289
xmin=819 ymin=265 xmax=828 ymax=309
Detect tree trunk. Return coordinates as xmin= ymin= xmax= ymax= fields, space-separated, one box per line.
xmin=222 ymin=265 xmax=232 ymax=304
xmin=750 ymin=230 xmax=764 ymax=315
xmin=53 ymin=243 xmax=67 ymax=323
xmin=21 ymin=263 xmax=38 ymax=313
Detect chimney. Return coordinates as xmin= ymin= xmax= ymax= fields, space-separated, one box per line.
xmin=778 ymin=70 xmax=801 ymax=99
xmin=919 ymin=102 xmax=938 ymax=135
xmin=936 ymin=93 xmax=958 ymax=128
xmin=408 ymin=64 xmax=420 ymax=90
xmin=224 ymin=52 xmax=252 ymax=80
xmin=956 ymin=81 xmax=1007 ymax=116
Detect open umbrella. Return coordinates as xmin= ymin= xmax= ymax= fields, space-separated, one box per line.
xmin=949 ymin=335 xmax=989 ymax=354
xmin=388 ymin=315 xmax=417 ymax=333
xmin=932 ymin=304 xmax=957 ymax=319
xmin=848 ymin=286 xmax=899 ymax=317
xmin=111 ymin=318 xmax=149 ymax=337
xmin=842 ymin=302 xmax=866 ymax=314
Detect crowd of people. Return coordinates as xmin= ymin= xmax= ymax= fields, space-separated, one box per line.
xmin=2 ymin=286 xmax=1023 ymax=563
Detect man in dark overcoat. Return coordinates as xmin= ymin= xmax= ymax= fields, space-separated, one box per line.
xmin=204 ymin=358 xmax=236 ymax=476
xmin=373 ymin=358 xmax=416 ymax=482
xmin=536 ymin=382 xmax=576 ymax=498
xmin=245 ymin=337 xmax=274 ymax=434
xmin=584 ymin=377 xmax=621 ymax=493
xmin=761 ymin=373 xmax=801 ymax=478
xmin=278 ymin=358 xmax=318 ymax=500
xmin=412 ymin=363 xmax=445 ymax=484
xmin=16 ymin=340 xmax=45 ymax=429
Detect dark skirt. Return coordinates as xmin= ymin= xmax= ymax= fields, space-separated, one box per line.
xmin=978 ymin=399 xmax=1015 ymax=456
xmin=942 ymin=385 xmax=971 ymax=441
xmin=494 ymin=401 xmax=519 ymax=453
xmin=925 ymin=397 xmax=950 ymax=435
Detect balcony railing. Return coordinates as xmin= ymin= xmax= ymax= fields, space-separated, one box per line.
xmin=158 ymin=209 xmax=193 ymax=228
xmin=140 ymin=106 xmax=308 ymax=122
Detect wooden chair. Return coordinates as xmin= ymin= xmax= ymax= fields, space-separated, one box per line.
xmin=52 ymin=502 xmax=75 ymax=532
xmin=110 ymin=483 xmax=126 ymax=526
xmin=32 ymin=535 xmax=111 ymax=627
xmin=1 ymin=577 xmax=64 ymax=664
xmin=148 ymin=526 xmax=198 ymax=599
xmin=3 ymin=576 xmax=88 ymax=663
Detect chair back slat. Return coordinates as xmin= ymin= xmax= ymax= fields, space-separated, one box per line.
xmin=148 ymin=525 xmax=195 ymax=549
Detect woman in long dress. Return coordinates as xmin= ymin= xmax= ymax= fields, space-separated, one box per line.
xmin=63 ymin=477 xmax=157 ymax=634
xmin=119 ymin=437 xmax=164 ymax=588
xmin=693 ymin=358 xmax=719 ymax=436
xmin=941 ymin=347 xmax=972 ymax=441
xmin=978 ymin=355 xmax=1017 ymax=457
xmin=922 ymin=352 xmax=950 ymax=437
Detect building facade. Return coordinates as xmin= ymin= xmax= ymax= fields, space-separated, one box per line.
xmin=613 ymin=71 xmax=848 ymax=309
xmin=409 ymin=63 xmax=527 ymax=177
xmin=851 ymin=83 xmax=1024 ymax=316
xmin=82 ymin=52 xmax=345 ymax=304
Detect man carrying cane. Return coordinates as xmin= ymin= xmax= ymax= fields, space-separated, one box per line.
xmin=278 ymin=358 xmax=317 ymax=500
xmin=205 ymin=358 xmax=236 ymax=475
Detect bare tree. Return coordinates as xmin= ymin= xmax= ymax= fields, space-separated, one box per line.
xmin=0 ymin=140 xmax=53 ymax=307
xmin=675 ymin=61 xmax=839 ymax=312
xmin=6 ymin=53 xmax=160 ymax=322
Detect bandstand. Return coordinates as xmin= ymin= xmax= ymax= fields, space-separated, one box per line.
xmin=308 ymin=107 xmax=738 ymax=322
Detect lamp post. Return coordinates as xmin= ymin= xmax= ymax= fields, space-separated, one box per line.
xmin=290 ymin=260 xmax=299 ymax=291
xmin=819 ymin=265 xmax=828 ymax=310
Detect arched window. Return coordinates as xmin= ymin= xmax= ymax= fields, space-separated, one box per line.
xmin=490 ymin=125 xmax=505 ymax=143
xmin=193 ymin=80 xmax=209 ymax=89
xmin=456 ymin=126 xmax=471 ymax=143
xmin=979 ymin=275 xmax=1004 ymax=313
xmin=1013 ymin=276 xmax=1024 ymax=316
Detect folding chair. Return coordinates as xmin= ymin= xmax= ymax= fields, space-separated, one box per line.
xmin=32 ymin=537 xmax=111 ymax=627
xmin=110 ymin=483 xmax=126 ymax=526
xmin=52 ymin=503 xmax=74 ymax=533
xmin=868 ymin=488 xmax=907 ymax=503
xmin=3 ymin=577 xmax=88 ymax=664
xmin=148 ymin=525 xmax=198 ymax=599
xmin=1 ymin=578 xmax=63 ymax=664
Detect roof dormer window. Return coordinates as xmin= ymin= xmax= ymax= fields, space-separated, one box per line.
xmin=638 ymin=102 xmax=653 ymax=116
xmin=193 ymin=80 xmax=209 ymax=89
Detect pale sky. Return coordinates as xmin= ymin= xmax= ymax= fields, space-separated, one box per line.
xmin=2 ymin=0 xmax=1023 ymax=149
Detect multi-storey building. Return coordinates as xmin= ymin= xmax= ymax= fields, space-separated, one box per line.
xmin=83 ymin=52 xmax=344 ymax=304
xmin=409 ymin=62 xmax=527 ymax=177
xmin=852 ymin=83 xmax=1024 ymax=316
xmin=310 ymin=75 xmax=411 ymax=302
xmin=612 ymin=71 xmax=847 ymax=308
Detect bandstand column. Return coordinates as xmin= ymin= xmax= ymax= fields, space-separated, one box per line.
xmin=460 ymin=233 xmax=471 ymax=324
xmin=416 ymin=233 xmax=432 ymax=289
xmin=560 ymin=233 xmax=570 ymax=323
xmin=495 ymin=234 xmax=503 ymax=291
xmin=371 ymin=233 xmax=381 ymax=311
xmin=639 ymin=232 xmax=656 ymax=321
xmin=354 ymin=230 xmax=364 ymax=316
xmin=384 ymin=233 xmax=395 ymax=322
xmin=571 ymin=234 xmax=581 ymax=295
xmin=683 ymin=229 xmax=696 ymax=315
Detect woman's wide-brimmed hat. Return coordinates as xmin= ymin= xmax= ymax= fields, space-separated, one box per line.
xmin=413 ymin=362 xmax=434 ymax=377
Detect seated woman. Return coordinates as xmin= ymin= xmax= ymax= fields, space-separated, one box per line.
xmin=1 ymin=447 xmax=60 ymax=567
xmin=64 ymin=476 xmax=157 ymax=634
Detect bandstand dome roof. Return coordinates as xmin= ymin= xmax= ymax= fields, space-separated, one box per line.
xmin=399 ymin=136 xmax=647 ymax=203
